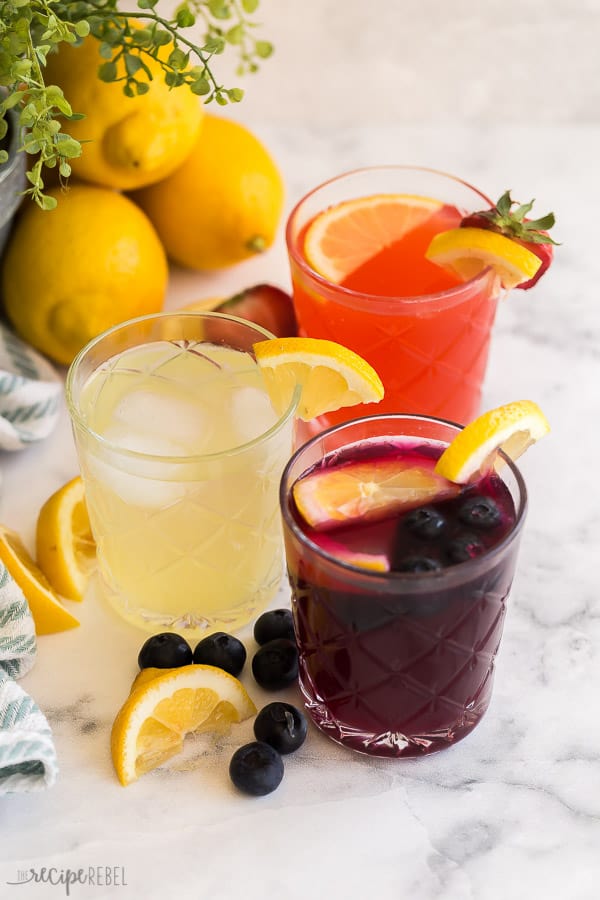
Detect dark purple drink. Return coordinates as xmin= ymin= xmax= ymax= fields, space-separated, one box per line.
xmin=280 ymin=415 xmax=527 ymax=758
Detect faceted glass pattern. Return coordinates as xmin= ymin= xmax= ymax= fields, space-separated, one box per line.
xmin=280 ymin=414 xmax=527 ymax=758
xmin=286 ymin=165 xmax=500 ymax=426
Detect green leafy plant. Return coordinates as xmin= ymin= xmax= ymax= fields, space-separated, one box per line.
xmin=0 ymin=0 xmax=273 ymax=208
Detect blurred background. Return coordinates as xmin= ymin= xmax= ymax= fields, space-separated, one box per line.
xmin=167 ymin=0 xmax=600 ymax=126
xmin=162 ymin=0 xmax=597 ymax=309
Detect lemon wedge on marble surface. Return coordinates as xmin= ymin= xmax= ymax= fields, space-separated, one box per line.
xmin=36 ymin=476 xmax=96 ymax=602
xmin=110 ymin=665 xmax=256 ymax=786
xmin=0 ymin=526 xmax=80 ymax=634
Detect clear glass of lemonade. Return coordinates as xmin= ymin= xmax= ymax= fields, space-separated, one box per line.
xmin=66 ymin=311 xmax=298 ymax=636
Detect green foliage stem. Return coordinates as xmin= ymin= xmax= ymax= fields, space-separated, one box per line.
xmin=0 ymin=0 xmax=273 ymax=209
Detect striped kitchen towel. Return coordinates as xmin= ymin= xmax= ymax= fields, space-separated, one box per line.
xmin=0 ymin=322 xmax=62 ymax=452
xmin=0 ymin=562 xmax=58 ymax=793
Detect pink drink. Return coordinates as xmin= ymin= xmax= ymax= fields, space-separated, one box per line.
xmin=280 ymin=415 xmax=527 ymax=758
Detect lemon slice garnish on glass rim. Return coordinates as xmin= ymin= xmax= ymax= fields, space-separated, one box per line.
xmin=253 ymin=336 xmax=384 ymax=421
xmin=303 ymin=193 xmax=443 ymax=284
xmin=111 ymin=664 xmax=257 ymax=786
xmin=0 ymin=525 xmax=80 ymax=634
xmin=434 ymin=400 xmax=551 ymax=484
xmin=36 ymin=476 xmax=96 ymax=602
xmin=425 ymin=227 xmax=542 ymax=290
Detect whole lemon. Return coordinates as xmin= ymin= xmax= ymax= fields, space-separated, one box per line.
xmin=44 ymin=35 xmax=203 ymax=190
xmin=2 ymin=185 xmax=168 ymax=365
xmin=132 ymin=114 xmax=284 ymax=270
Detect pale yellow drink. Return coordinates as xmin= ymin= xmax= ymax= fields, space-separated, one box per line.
xmin=67 ymin=313 xmax=297 ymax=636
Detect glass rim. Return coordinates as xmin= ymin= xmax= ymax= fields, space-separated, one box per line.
xmin=65 ymin=309 xmax=300 ymax=463
xmin=280 ymin=411 xmax=528 ymax=587
xmin=285 ymin=164 xmax=495 ymax=308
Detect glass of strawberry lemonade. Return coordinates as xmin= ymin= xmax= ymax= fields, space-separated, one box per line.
xmin=286 ymin=166 xmax=500 ymax=428
xmin=280 ymin=410 xmax=537 ymax=758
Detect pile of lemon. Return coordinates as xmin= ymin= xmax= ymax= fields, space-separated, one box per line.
xmin=1 ymin=35 xmax=284 ymax=366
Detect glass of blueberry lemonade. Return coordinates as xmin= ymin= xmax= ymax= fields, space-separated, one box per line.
xmin=280 ymin=413 xmax=527 ymax=757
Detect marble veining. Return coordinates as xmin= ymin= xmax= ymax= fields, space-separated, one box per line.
xmin=0 ymin=122 xmax=598 ymax=899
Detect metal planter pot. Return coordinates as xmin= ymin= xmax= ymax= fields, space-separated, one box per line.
xmin=0 ymin=109 xmax=26 ymax=258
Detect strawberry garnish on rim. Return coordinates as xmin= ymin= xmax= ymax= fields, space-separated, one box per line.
xmin=460 ymin=190 xmax=557 ymax=290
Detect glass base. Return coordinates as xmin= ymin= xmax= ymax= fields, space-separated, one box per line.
xmin=99 ymin=572 xmax=281 ymax=638
xmin=301 ymin=684 xmax=488 ymax=758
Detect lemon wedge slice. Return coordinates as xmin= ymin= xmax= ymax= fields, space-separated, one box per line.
xmin=293 ymin=457 xmax=459 ymax=530
xmin=434 ymin=400 xmax=550 ymax=484
xmin=425 ymin=227 xmax=542 ymax=290
xmin=304 ymin=194 xmax=443 ymax=283
xmin=253 ymin=336 xmax=384 ymax=421
xmin=0 ymin=525 xmax=80 ymax=634
xmin=110 ymin=664 xmax=257 ymax=786
xmin=36 ymin=476 xmax=96 ymax=602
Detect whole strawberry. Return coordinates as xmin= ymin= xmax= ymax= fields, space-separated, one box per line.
xmin=461 ymin=191 xmax=557 ymax=290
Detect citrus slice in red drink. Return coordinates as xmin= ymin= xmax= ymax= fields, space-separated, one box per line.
xmin=292 ymin=457 xmax=459 ymax=531
xmin=303 ymin=194 xmax=443 ymax=284
xmin=434 ymin=399 xmax=550 ymax=484
xmin=425 ymin=227 xmax=542 ymax=290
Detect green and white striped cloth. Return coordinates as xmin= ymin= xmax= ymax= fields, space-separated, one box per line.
xmin=0 ymin=561 xmax=58 ymax=794
xmin=0 ymin=322 xmax=62 ymax=453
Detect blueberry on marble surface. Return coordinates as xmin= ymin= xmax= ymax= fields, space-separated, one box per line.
xmin=253 ymin=608 xmax=295 ymax=645
xmin=229 ymin=741 xmax=284 ymax=796
xmin=193 ymin=632 xmax=247 ymax=676
xmin=138 ymin=633 xmax=193 ymax=670
xmin=254 ymin=702 xmax=307 ymax=754
xmin=252 ymin=639 xmax=298 ymax=690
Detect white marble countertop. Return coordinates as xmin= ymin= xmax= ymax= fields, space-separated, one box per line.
xmin=1 ymin=122 xmax=599 ymax=900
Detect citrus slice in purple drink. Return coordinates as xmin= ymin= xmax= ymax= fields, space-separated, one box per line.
xmin=292 ymin=456 xmax=459 ymax=531
xmin=310 ymin=532 xmax=390 ymax=572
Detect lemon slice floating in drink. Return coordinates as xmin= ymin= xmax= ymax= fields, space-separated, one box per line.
xmin=291 ymin=400 xmax=550 ymax=545
xmin=111 ymin=665 xmax=257 ymax=786
xmin=36 ymin=476 xmax=96 ymax=602
xmin=293 ymin=457 xmax=459 ymax=530
xmin=303 ymin=194 xmax=443 ymax=283
xmin=425 ymin=227 xmax=542 ymax=290
xmin=434 ymin=399 xmax=550 ymax=484
xmin=253 ymin=336 xmax=384 ymax=421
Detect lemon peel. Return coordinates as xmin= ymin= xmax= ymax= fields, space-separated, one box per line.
xmin=253 ymin=336 xmax=384 ymax=421
xmin=425 ymin=227 xmax=542 ymax=290
xmin=434 ymin=400 xmax=551 ymax=484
